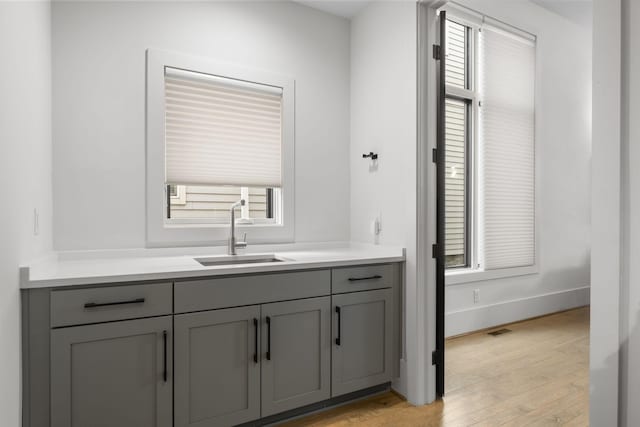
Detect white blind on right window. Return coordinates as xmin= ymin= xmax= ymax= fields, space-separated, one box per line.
xmin=479 ymin=25 xmax=536 ymax=270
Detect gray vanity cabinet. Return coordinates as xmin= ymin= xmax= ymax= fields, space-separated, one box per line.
xmin=331 ymin=288 xmax=393 ymax=397
xmin=174 ymin=305 xmax=261 ymax=427
xmin=50 ymin=316 xmax=173 ymax=427
xmin=23 ymin=263 xmax=401 ymax=427
xmin=260 ymin=296 xmax=331 ymax=417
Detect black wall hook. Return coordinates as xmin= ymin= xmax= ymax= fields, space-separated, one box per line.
xmin=362 ymin=152 xmax=378 ymax=160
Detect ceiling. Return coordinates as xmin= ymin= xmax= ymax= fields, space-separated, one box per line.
xmin=294 ymin=0 xmax=592 ymax=28
xmin=525 ymin=0 xmax=592 ymax=28
xmin=292 ymin=0 xmax=371 ymax=19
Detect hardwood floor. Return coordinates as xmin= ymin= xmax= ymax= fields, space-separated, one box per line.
xmin=280 ymin=307 xmax=589 ymax=426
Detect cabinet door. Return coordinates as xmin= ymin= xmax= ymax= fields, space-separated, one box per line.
xmin=174 ymin=305 xmax=261 ymax=427
xmin=261 ymin=296 xmax=331 ymax=417
xmin=50 ymin=316 xmax=172 ymax=427
xmin=332 ymin=289 xmax=393 ymax=397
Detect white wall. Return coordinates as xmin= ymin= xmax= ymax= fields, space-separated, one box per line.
xmin=52 ymin=1 xmax=351 ymax=250
xmin=0 ymin=2 xmax=53 ymax=424
xmin=620 ymin=0 xmax=639 ymax=424
xmin=350 ymin=1 xmax=420 ymax=402
xmin=444 ymin=0 xmax=592 ymax=337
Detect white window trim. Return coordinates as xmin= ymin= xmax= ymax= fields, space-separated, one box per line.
xmin=146 ymin=49 xmax=295 ymax=247
xmin=440 ymin=6 xmax=541 ymax=285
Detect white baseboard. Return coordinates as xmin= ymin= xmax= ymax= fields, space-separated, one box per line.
xmin=445 ymin=286 xmax=590 ymax=337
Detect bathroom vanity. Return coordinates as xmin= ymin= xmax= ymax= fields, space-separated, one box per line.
xmin=21 ymin=246 xmax=404 ymax=427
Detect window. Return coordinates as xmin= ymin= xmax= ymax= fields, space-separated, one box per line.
xmin=444 ymin=19 xmax=474 ymax=269
xmin=167 ymin=185 xmax=277 ymax=222
xmin=163 ymin=66 xmax=283 ymax=225
xmin=444 ymin=98 xmax=470 ymax=268
xmin=442 ymin=11 xmax=536 ymax=276
xmin=146 ymin=49 xmax=294 ymax=246
xmin=445 ymin=19 xmax=469 ymax=90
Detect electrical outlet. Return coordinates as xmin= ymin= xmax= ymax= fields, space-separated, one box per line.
xmin=33 ymin=208 xmax=39 ymax=236
xmin=370 ymin=216 xmax=382 ymax=236
xmin=473 ymin=288 xmax=480 ymax=304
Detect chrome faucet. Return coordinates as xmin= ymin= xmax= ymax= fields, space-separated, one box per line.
xmin=228 ymin=199 xmax=248 ymax=255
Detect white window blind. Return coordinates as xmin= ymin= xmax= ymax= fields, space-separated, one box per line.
xmin=164 ymin=67 xmax=283 ymax=187
xmin=445 ymin=19 xmax=467 ymax=89
xmin=444 ymin=98 xmax=468 ymax=263
xmin=479 ymin=26 xmax=536 ymax=270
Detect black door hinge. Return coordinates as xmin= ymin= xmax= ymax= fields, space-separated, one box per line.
xmin=432 ymin=244 xmax=438 ymax=259
xmin=432 ymin=148 xmax=438 ymax=163
xmin=432 ymin=350 xmax=440 ymax=365
xmin=433 ymin=44 xmax=442 ymax=60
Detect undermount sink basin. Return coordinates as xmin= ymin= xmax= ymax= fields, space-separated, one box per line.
xmin=195 ymin=254 xmax=288 ymax=267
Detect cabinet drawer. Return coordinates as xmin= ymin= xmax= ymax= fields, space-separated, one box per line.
xmin=332 ymin=264 xmax=394 ymax=294
xmin=50 ymin=283 xmax=173 ymax=327
xmin=175 ymin=270 xmax=330 ymax=313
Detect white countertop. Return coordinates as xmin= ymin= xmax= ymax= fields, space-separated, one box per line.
xmin=21 ymin=242 xmax=405 ymax=289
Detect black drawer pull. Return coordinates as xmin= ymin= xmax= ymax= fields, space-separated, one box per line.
xmin=162 ymin=330 xmax=168 ymax=383
xmin=84 ymin=298 xmax=145 ymax=309
xmin=266 ymin=316 xmax=272 ymax=361
xmin=335 ymin=306 xmax=341 ymax=346
xmin=348 ymin=275 xmax=382 ymax=282
xmin=253 ymin=318 xmax=259 ymax=364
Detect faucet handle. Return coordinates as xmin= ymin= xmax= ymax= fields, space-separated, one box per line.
xmin=242 ymin=233 xmax=247 ymax=243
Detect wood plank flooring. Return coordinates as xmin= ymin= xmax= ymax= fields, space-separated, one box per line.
xmin=281 ymin=307 xmax=589 ymax=426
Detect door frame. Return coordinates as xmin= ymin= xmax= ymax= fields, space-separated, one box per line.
xmin=420 ymin=0 xmax=621 ymax=415
xmin=590 ymin=0 xmax=622 ymax=424
xmin=434 ymin=7 xmax=447 ymax=398
xmin=417 ymin=0 xmax=447 ymax=403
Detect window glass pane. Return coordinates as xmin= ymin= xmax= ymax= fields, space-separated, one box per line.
xmin=445 ymin=20 xmax=468 ymax=89
xmin=445 ymin=98 xmax=469 ymax=268
xmin=167 ymin=185 xmax=274 ymax=220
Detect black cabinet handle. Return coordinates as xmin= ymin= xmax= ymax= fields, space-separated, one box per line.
xmin=266 ymin=316 xmax=271 ymax=361
xmin=253 ymin=318 xmax=258 ymax=364
xmin=162 ymin=330 xmax=168 ymax=383
xmin=347 ymin=275 xmax=382 ymax=282
xmin=84 ymin=298 xmax=145 ymax=309
xmin=335 ymin=306 xmax=341 ymax=346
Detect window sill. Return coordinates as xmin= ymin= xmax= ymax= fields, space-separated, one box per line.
xmin=445 ymin=265 xmax=538 ymax=285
